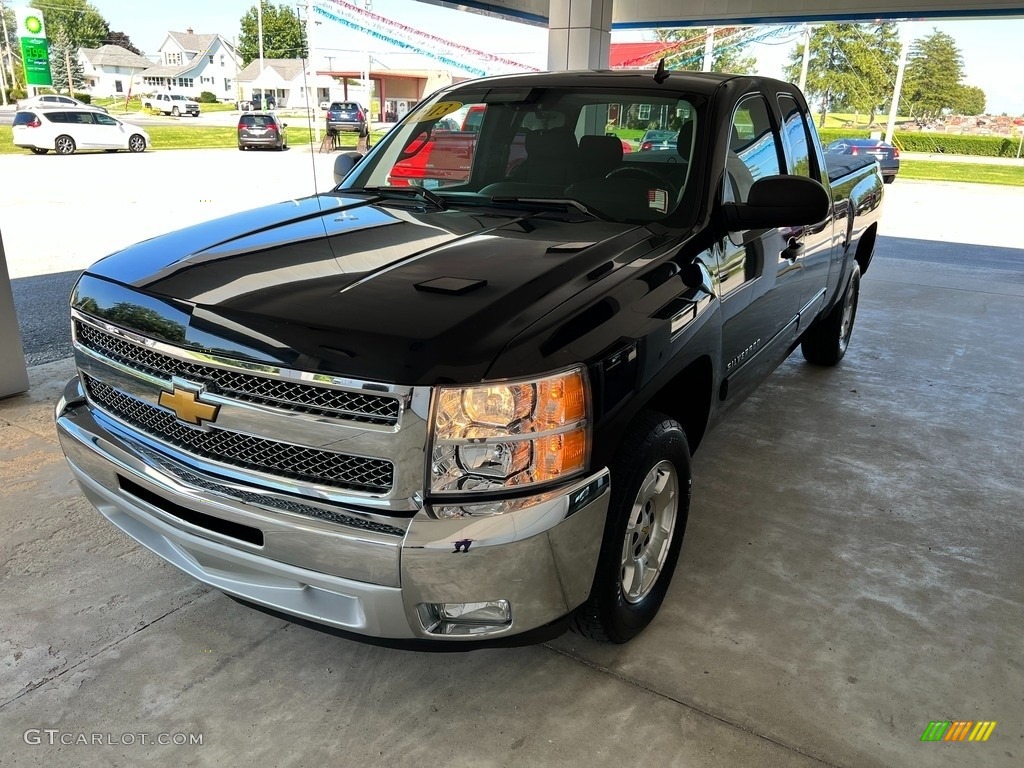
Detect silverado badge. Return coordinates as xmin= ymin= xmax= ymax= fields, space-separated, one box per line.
xmin=158 ymin=386 xmax=220 ymax=426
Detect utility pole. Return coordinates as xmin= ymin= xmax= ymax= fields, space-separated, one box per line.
xmin=256 ymin=0 xmax=265 ymax=106
xmin=701 ymin=26 xmax=715 ymax=72
xmin=799 ymin=24 xmax=811 ymax=93
xmin=306 ymin=0 xmax=319 ymax=144
xmin=884 ymin=27 xmax=909 ymax=145
xmin=0 ymin=37 xmax=7 ymax=105
xmin=64 ymin=46 xmax=74 ymax=95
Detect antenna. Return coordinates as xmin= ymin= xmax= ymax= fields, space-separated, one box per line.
xmin=653 ymin=58 xmax=670 ymax=84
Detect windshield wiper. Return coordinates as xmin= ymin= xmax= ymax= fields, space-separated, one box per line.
xmin=488 ymin=196 xmax=609 ymax=221
xmin=357 ymin=185 xmax=447 ymax=210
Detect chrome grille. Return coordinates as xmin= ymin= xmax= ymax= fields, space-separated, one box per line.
xmin=83 ymin=375 xmax=394 ymax=493
xmin=75 ymin=321 xmax=400 ymax=425
xmin=130 ymin=441 xmax=407 ymax=537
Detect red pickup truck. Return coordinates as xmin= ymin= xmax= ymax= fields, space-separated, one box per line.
xmin=388 ymin=105 xmax=632 ymax=187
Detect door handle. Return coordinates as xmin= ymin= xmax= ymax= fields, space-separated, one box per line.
xmin=781 ymin=237 xmax=803 ymax=263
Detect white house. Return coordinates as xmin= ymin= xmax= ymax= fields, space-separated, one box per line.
xmin=140 ymin=29 xmax=242 ymax=101
xmin=78 ymin=45 xmax=155 ymax=98
xmin=236 ymin=58 xmax=351 ymax=110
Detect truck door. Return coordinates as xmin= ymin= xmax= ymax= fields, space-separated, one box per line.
xmin=776 ymin=93 xmax=835 ymax=324
xmin=716 ymin=94 xmax=804 ymax=403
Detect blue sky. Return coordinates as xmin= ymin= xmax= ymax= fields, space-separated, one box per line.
xmin=85 ymin=0 xmax=1024 ymax=114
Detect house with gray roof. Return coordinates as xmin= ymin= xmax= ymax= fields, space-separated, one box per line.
xmin=78 ymin=45 xmax=155 ymax=98
xmin=236 ymin=58 xmax=343 ymax=110
xmin=140 ymin=29 xmax=242 ymax=102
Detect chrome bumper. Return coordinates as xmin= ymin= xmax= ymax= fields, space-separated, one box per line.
xmin=55 ymin=377 xmax=610 ymax=641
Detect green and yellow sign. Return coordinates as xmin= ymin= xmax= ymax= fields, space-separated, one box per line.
xmin=15 ymin=7 xmax=52 ymax=87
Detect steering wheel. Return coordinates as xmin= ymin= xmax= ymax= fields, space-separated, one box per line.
xmin=605 ymin=167 xmax=678 ymax=199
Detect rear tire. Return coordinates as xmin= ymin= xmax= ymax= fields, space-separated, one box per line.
xmin=883 ymin=175 xmax=896 ymax=184
xmin=573 ymin=411 xmax=691 ymax=643
xmin=801 ymin=263 xmax=861 ymax=366
xmin=54 ymin=135 xmax=76 ymax=155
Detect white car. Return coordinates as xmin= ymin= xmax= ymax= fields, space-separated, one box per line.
xmin=15 ymin=94 xmax=108 ymax=113
xmin=12 ymin=107 xmax=149 ymax=155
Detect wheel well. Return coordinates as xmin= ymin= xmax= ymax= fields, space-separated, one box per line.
xmin=642 ymin=356 xmax=713 ymax=454
xmin=855 ymin=222 xmax=877 ymax=276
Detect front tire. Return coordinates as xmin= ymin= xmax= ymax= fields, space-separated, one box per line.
xmin=171 ymin=106 xmax=180 ymax=117
xmin=29 ymin=147 xmax=48 ymax=155
xmin=801 ymin=263 xmax=861 ymax=366
xmin=128 ymin=135 xmax=146 ymax=153
xmin=54 ymin=135 xmax=76 ymax=155
xmin=574 ymin=412 xmax=691 ymax=643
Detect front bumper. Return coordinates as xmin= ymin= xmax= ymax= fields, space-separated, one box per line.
xmin=55 ymin=377 xmax=610 ymax=642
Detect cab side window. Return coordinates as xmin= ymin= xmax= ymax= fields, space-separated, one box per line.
xmin=724 ymin=96 xmax=781 ymax=204
xmin=778 ymin=94 xmax=814 ymax=178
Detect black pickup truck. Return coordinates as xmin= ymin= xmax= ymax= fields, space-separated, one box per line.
xmin=55 ymin=71 xmax=882 ymax=645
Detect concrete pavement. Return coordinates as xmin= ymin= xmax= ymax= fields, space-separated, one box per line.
xmin=1 ymin=177 xmax=1022 ymax=767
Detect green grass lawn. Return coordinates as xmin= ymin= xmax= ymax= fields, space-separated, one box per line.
xmin=898 ymin=160 xmax=1024 ymax=186
xmin=2 ymin=125 xmax=1021 ymax=186
xmin=0 ymin=124 xmax=389 ymax=153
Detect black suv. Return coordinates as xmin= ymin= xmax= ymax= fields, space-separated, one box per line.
xmin=237 ymin=112 xmax=287 ymax=151
xmin=326 ymin=102 xmax=368 ymax=136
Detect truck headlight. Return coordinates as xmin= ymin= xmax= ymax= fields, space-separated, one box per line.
xmin=429 ymin=367 xmax=590 ymax=494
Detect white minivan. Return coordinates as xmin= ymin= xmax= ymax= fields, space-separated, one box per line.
xmin=12 ymin=107 xmax=150 ymax=155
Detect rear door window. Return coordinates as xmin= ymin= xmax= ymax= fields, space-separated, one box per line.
xmin=44 ymin=112 xmax=68 ymax=123
xmin=725 ymin=95 xmax=782 ymax=204
xmin=66 ymin=112 xmax=96 ymax=125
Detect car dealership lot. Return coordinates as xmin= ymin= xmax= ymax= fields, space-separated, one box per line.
xmin=1 ymin=152 xmax=1022 ymax=767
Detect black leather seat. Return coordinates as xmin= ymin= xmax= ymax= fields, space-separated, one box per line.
xmin=510 ymin=130 xmax=579 ymax=186
xmin=577 ymin=135 xmax=623 ymax=179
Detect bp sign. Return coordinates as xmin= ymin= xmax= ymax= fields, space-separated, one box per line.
xmin=14 ymin=7 xmax=52 ymax=87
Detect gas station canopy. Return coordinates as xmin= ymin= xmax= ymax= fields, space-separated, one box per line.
xmin=419 ymin=0 xmax=1024 ymax=27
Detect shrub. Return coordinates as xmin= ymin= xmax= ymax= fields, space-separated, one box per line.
xmin=72 ymin=92 xmax=91 ymax=104
xmin=818 ymin=128 xmax=1019 ymax=158
xmin=198 ymin=90 xmax=218 ymax=103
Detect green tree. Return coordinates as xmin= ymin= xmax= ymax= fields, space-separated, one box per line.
xmin=238 ymin=1 xmax=307 ymax=66
xmin=653 ymin=27 xmax=757 ymax=74
xmin=953 ymin=84 xmax=986 ymax=116
xmin=36 ymin=0 xmax=110 ymax=48
xmin=784 ymin=22 xmax=899 ymax=128
xmin=102 ymin=30 xmax=143 ymax=55
xmin=903 ymin=29 xmax=964 ymax=118
xmin=2 ymin=4 xmax=18 ymax=89
xmin=49 ymin=26 xmax=85 ymax=93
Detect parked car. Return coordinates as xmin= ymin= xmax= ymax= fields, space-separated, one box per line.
xmin=15 ymin=94 xmax=108 ymax=113
xmin=237 ymin=112 xmax=288 ymax=151
xmin=638 ymin=129 xmax=677 ymax=151
xmin=142 ymin=93 xmax=200 ymax=117
xmin=326 ymin=101 xmax=368 ymax=136
xmin=825 ymin=138 xmax=900 ymax=183
xmin=12 ymin=108 xmax=149 ymax=155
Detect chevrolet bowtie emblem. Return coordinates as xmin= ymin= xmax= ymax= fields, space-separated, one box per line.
xmin=158 ymin=387 xmax=220 ymax=426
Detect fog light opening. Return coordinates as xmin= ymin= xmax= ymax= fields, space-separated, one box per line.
xmin=417 ymin=600 xmax=512 ymax=636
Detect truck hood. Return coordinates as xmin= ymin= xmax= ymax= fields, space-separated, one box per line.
xmin=74 ymin=193 xmax=652 ymax=384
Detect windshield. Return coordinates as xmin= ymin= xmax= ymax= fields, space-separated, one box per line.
xmin=340 ymin=86 xmax=702 ymax=224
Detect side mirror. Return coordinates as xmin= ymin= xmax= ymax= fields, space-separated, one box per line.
xmin=281 ymin=122 xmax=288 ymax=128
xmin=721 ymin=175 xmax=829 ymax=231
xmin=333 ymin=151 xmax=364 ymax=184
